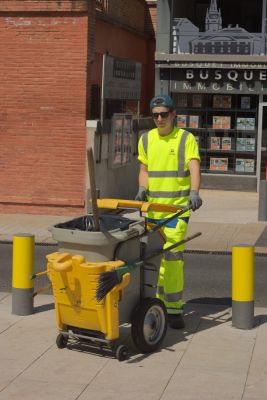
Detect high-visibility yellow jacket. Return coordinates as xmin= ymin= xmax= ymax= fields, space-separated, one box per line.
xmin=138 ymin=127 xmax=200 ymax=219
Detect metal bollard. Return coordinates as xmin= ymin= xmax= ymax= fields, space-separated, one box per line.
xmin=258 ymin=180 xmax=267 ymax=221
xmin=232 ymin=245 xmax=254 ymax=329
xmin=12 ymin=234 xmax=35 ymax=315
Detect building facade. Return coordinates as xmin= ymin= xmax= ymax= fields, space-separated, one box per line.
xmin=0 ymin=0 xmax=155 ymax=214
xmin=156 ymin=0 xmax=267 ymax=191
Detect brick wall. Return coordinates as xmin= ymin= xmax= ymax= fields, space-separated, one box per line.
xmin=0 ymin=0 xmax=89 ymax=12
xmin=99 ymin=0 xmax=145 ymax=33
xmin=145 ymin=1 xmax=157 ymax=35
xmin=0 ymin=0 xmax=155 ymax=215
xmin=0 ymin=0 xmax=89 ymax=214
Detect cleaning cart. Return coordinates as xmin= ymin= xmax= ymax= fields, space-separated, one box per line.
xmin=47 ymin=199 xmax=200 ymax=361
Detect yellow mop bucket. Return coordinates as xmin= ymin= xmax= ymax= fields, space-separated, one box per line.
xmin=47 ymin=252 xmax=130 ymax=341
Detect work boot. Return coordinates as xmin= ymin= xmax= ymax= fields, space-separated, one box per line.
xmin=168 ymin=314 xmax=185 ymax=329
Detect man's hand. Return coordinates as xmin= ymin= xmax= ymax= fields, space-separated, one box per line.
xmin=188 ymin=190 xmax=202 ymax=211
xmin=135 ymin=186 xmax=147 ymax=201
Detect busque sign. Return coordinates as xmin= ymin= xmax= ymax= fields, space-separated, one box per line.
xmin=169 ymin=68 xmax=267 ymax=94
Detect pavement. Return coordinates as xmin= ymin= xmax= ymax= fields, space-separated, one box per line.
xmin=1 ymin=189 xmax=267 ymax=399
xmin=1 ymin=189 xmax=267 ymax=253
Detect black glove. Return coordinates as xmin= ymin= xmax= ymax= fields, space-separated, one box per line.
xmin=188 ymin=190 xmax=202 ymax=211
xmin=135 ymin=186 xmax=147 ymax=201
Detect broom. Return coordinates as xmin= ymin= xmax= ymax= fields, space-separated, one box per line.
xmin=87 ymin=147 xmax=100 ymax=231
xmin=95 ymin=231 xmax=201 ymax=301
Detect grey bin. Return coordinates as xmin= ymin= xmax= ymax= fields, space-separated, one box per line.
xmin=50 ymin=213 xmax=146 ymax=324
xmin=50 ymin=214 xmax=145 ymax=262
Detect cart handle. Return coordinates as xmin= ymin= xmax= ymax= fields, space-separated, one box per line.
xmin=96 ymin=199 xmax=185 ymax=213
xmin=49 ymin=259 xmax=73 ymax=273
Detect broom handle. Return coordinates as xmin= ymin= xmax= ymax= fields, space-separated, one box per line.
xmin=113 ymin=206 xmax=193 ymax=261
xmin=87 ymin=148 xmax=100 ymax=231
xmin=138 ymin=231 xmax=202 ymax=264
xmin=115 ymin=232 xmax=202 ymax=281
xmin=145 ymin=206 xmax=191 ymax=236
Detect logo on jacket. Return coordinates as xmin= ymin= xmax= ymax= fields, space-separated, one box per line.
xmin=169 ymin=148 xmax=176 ymax=155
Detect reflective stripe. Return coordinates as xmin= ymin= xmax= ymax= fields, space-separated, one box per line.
xmin=147 ymin=130 xmax=190 ymax=178
xmin=177 ymin=130 xmax=190 ymax=177
xmin=148 ymin=189 xmax=190 ymax=198
xmin=167 ymin=308 xmax=183 ymax=315
xmin=157 ymin=287 xmax=183 ymax=302
xmin=142 ymin=131 xmax=148 ymax=155
xmin=148 ymin=170 xmax=190 ymax=178
xmin=164 ymin=251 xmax=184 ymax=261
xmin=165 ymin=291 xmax=183 ymax=302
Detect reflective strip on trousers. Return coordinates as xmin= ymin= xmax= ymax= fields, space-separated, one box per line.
xmin=167 ymin=308 xmax=183 ymax=315
xmin=164 ymin=251 xmax=183 ymax=261
xmin=157 ymin=286 xmax=183 ymax=302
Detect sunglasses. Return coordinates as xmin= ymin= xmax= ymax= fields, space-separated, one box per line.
xmin=152 ymin=111 xmax=170 ymax=119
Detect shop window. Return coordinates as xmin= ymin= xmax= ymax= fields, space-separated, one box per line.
xmin=172 ymin=93 xmax=258 ymax=177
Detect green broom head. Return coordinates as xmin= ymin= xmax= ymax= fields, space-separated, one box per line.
xmin=95 ymin=263 xmax=140 ymax=301
xmin=95 ymin=269 xmax=121 ymax=301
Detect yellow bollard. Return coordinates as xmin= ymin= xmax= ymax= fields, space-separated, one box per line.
xmin=12 ymin=234 xmax=35 ymax=315
xmin=232 ymin=245 xmax=254 ymax=329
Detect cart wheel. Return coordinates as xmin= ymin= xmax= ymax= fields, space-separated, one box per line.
xmin=131 ymin=298 xmax=167 ymax=353
xmin=115 ymin=345 xmax=129 ymax=362
xmin=56 ymin=333 xmax=68 ymax=349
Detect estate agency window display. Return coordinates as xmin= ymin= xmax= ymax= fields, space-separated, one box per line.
xmin=173 ymin=92 xmax=258 ymax=175
xmin=154 ymin=0 xmax=267 ymax=181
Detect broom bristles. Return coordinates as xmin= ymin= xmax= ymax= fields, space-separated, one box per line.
xmin=95 ymin=269 xmax=120 ymax=301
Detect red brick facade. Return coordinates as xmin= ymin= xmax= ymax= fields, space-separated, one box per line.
xmin=145 ymin=0 xmax=157 ymax=36
xmin=0 ymin=0 xmax=155 ymax=215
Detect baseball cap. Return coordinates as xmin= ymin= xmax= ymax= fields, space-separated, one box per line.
xmin=150 ymin=95 xmax=174 ymax=110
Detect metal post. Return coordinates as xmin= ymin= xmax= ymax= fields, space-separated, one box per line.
xmin=97 ymin=52 xmax=106 ymax=163
xmin=12 ymin=234 xmax=35 ymax=315
xmin=100 ymin=52 xmax=106 ymax=127
xmin=261 ymin=0 xmax=267 ymax=55
xmin=232 ymin=245 xmax=254 ymax=329
xmin=258 ymin=180 xmax=267 ymax=221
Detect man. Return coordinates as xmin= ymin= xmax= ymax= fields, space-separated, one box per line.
xmin=135 ymin=94 xmax=202 ymax=329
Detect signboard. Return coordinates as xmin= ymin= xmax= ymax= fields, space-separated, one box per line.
xmin=103 ymin=55 xmax=141 ymax=100
xmin=156 ymin=61 xmax=267 ymax=70
xmin=166 ymin=68 xmax=267 ymax=94
xmin=109 ymin=114 xmax=134 ymax=168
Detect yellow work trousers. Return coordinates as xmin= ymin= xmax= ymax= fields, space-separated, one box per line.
xmin=155 ymin=218 xmax=188 ymax=315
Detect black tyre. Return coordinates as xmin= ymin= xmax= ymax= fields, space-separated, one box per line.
xmin=56 ymin=333 xmax=68 ymax=349
xmin=131 ymin=298 xmax=167 ymax=353
xmin=115 ymin=345 xmax=129 ymax=361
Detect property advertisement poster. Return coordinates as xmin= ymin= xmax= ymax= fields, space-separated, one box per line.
xmin=109 ymin=114 xmax=133 ymax=168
